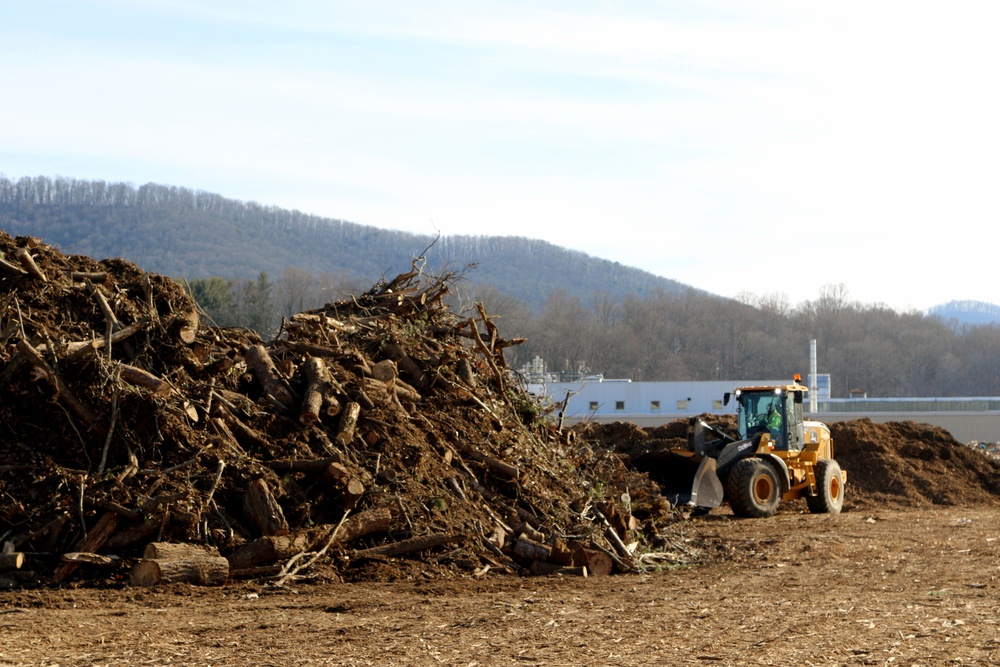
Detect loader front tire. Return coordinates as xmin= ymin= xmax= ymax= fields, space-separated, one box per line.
xmin=727 ymin=458 xmax=780 ymax=518
xmin=806 ymin=459 xmax=844 ymax=514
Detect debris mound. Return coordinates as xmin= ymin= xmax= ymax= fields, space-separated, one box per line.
xmin=0 ymin=232 xmax=681 ymax=587
xmin=831 ymin=419 xmax=1000 ymax=507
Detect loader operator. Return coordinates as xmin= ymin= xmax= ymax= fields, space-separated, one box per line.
xmin=766 ymin=405 xmax=782 ymax=439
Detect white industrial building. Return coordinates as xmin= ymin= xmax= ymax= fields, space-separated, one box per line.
xmin=526 ymin=374 xmax=1000 ymax=444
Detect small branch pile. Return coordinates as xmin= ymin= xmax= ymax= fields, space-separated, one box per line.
xmin=0 ymin=232 xmax=681 ymax=587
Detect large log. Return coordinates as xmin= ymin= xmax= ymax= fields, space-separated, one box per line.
xmin=459 ymin=445 xmax=521 ymax=480
xmin=529 ymin=561 xmax=587 ymax=577
xmin=0 ymin=553 xmax=25 ymax=571
xmin=244 ymin=344 xmax=296 ymax=409
xmin=243 ymin=479 xmax=289 ymax=536
xmin=226 ymin=508 xmax=393 ymax=570
xmin=571 ymin=543 xmax=614 ymax=576
xmin=130 ymin=542 xmax=229 ymax=587
xmin=335 ymin=401 xmax=361 ymax=446
xmin=170 ymin=308 xmax=199 ymax=344
xmin=299 ymin=356 xmax=338 ymax=424
xmin=512 ymin=534 xmax=552 ymax=562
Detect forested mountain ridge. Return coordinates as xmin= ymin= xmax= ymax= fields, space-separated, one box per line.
xmin=4 ymin=175 xmax=1000 ymax=399
xmin=929 ymin=301 xmax=1000 ymax=327
xmin=0 ymin=176 xmax=698 ymax=311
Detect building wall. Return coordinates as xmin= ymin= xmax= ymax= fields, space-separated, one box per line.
xmin=530 ymin=379 xmax=1000 ymax=443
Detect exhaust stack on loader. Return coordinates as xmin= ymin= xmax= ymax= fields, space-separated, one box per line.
xmin=659 ymin=375 xmax=846 ymax=518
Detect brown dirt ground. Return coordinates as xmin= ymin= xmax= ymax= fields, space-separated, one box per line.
xmin=3 ymin=502 xmax=999 ymax=666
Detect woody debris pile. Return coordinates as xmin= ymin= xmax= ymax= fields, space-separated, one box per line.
xmin=0 ymin=231 xmax=680 ymax=588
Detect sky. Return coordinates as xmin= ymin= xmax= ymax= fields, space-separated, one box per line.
xmin=3 ymin=1 xmax=999 ymax=313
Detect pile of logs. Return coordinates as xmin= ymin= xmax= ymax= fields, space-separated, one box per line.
xmin=0 ymin=231 xmax=691 ymax=588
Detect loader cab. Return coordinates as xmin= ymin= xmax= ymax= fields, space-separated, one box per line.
xmin=728 ymin=384 xmax=806 ymax=452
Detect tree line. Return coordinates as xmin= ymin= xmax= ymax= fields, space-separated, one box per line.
xmin=184 ymin=270 xmax=1000 ymax=399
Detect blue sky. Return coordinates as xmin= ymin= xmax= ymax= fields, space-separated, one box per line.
xmin=3 ymin=1 xmax=999 ymax=312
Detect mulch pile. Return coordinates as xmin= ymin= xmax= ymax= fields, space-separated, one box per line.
xmin=831 ymin=419 xmax=1000 ymax=507
xmin=573 ymin=414 xmax=1000 ymax=510
xmin=1 ymin=231 xmax=681 ymax=589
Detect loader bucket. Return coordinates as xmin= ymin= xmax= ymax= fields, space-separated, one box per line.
xmin=658 ymin=454 xmax=724 ymax=511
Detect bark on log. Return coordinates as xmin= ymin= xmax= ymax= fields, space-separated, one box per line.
xmin=61 ymin=552 xmax=116 ymax=566
xmin=120 ymin=364 xmax=174 ymax=398
xmin=171 ymin=309 xmax=199 ymax=345
xmin=369 ymin=359 xmax=397 ymax=382
xmin=299 ymin=356 xmax=334 ymax=424
xmin=459 ymin=445 xmax=521 ymax=480
xmin=0 ymin=552 xmax=25 ymax=571
xmin=512 ymin=534 xmax=552 ymax=562
xmin=321 ymin=463 xmax=366 ymax=508
xmin=571 ymin=544 xmax=614 ymax=576
xmin=362 ymin=378 xmax=393 ymax=407
xmin=87 ymin=280 xmax=123 ymax=332
xmin=68 ymin=271 xmax=107 ymax=283
xmin=381 ymin=344 xmax=426 ymax=388
xmin=243 ymin=479 xmax=289 ymax=536
xmin=103 ymin=513 xmax=166 ymax=551
xmin=529 ymin=561 xmax=587 ymax=577
xmin=548 ymin=537 xmax=575 ymax=566
xmin=15 ymin=248 xmax=47 ymax=282
xmin=226 ymin=508 xmax=393 ymax=570
xmin=244 ymin=344 xmax=296 ymax=409
xmin=58 ymin=319 xmax=150 ymax=360
xmin=53 ymin=511 xmax=118 ymax=582
xmin=0 ymin=256 xmax=28 ymax=276
xmin=17 ymin=339 xmax=97 ymax=426
xmin=392 ymin=378 xmax=422 ymax=404
xmin=338 ymin=478 xmax=366 ymax=510
xmin=335 ymin=401 xmax=361 ymax=446
xmin=130 ymin=547 xmax=229 ymax=587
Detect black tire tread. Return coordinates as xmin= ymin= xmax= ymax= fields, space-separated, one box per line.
xmin=806 ymin=459 xmax=845 ymax=514
xmin=726 ymin=458 xmax=780 ymax=518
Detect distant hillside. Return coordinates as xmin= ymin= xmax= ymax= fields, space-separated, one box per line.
xmin=0 ymin=176 xmax=699 ymax=310
xmin=928 ymin=300 xmax=1000 ymax=327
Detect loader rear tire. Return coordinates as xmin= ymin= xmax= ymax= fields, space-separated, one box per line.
xmin=807 ymin=459 xmax=844 ymax=514
xmin=727 ymin=458 xmax=780 ymax=518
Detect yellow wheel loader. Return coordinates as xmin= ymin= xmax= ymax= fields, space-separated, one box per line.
xmin=661 ymin=376 xmax=846 ymax=518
